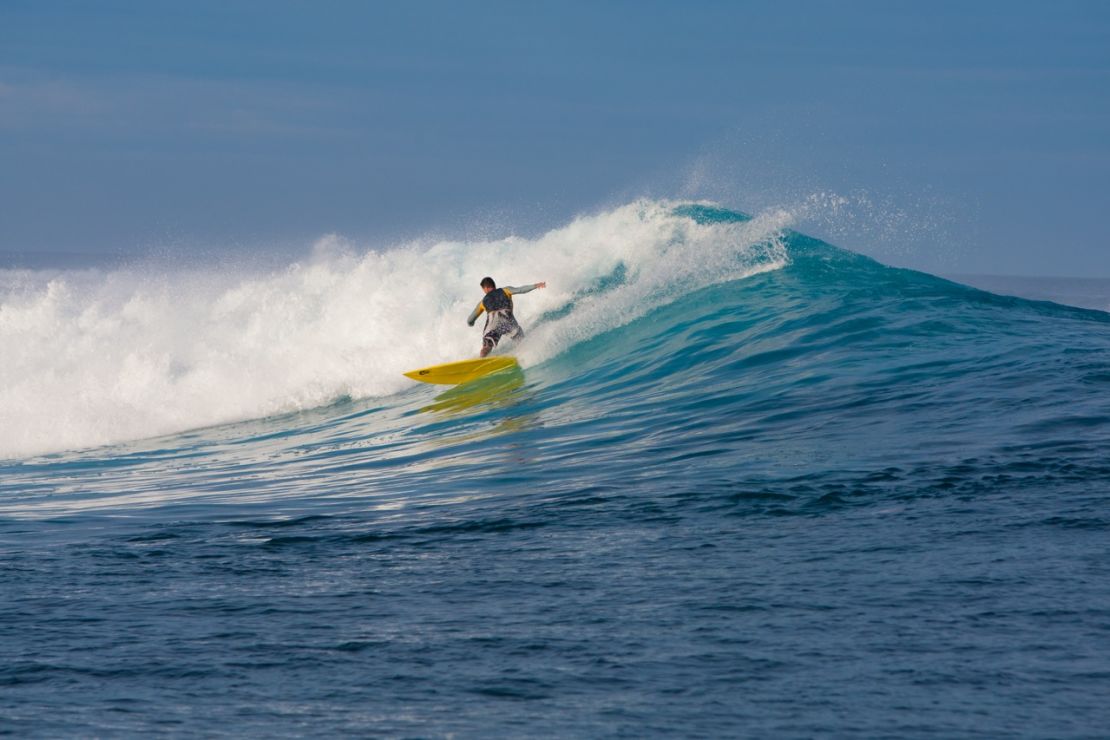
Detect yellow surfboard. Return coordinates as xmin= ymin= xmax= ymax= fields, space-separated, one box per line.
xmin=403 ymin=356 xmax=519 ymax=385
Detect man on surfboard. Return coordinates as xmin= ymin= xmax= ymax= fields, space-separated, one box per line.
xmin=467 ymin=277 xmax=546 ymax=357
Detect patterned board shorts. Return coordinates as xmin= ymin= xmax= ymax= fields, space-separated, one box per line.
xmin=483 ymin=312 xmax=524 ymax=349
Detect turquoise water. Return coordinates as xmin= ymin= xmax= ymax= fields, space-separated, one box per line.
xmin=2 ymin=203 xmax=1110 ymax=736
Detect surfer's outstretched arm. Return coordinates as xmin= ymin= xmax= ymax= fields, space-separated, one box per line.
xmin=503 ymin=282 xmax=546 ymax=295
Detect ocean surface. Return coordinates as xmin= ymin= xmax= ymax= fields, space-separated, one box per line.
xmin=2 ymin=201 xmax=1109 ymax=737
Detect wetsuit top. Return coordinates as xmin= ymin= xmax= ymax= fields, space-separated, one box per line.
xmin=482 ymin=287 xmax=513 ymax=313
xmin=467 ymin=284 xmax=539 ymax=326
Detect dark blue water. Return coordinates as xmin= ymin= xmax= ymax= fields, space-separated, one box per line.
xmin=3 ymin=205 xmax=1110 ymax=736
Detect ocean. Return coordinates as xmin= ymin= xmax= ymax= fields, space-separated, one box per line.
xmin=2 ymin=201 xmax=1109 ymax=737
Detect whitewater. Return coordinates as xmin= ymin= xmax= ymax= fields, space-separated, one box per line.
xmin=2 ymin=200 xmax=1109 ymax=736
xmin=0 ymin=201 xmax=788 ymax=458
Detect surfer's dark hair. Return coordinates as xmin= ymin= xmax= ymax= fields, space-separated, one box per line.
xmin=480 ymin=277 xmax=496 ymax=289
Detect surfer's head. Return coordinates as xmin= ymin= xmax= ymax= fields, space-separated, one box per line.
xmin=480 ymin=277 xmax=496 ymax=292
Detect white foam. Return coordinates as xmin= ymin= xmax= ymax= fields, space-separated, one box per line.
xmin=0 ymin=200 xmax=789 ymax=458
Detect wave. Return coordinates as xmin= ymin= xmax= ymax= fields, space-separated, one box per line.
xmin=3 ymin=199 xmax=1109 ymax=527
xmin=0 ymin=200 xmax=789 ymax=458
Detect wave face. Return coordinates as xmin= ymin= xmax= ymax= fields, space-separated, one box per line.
xmin=3 ymin=202 xmax=1110 ymax=736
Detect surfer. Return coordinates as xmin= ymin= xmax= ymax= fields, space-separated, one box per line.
xmin=467 ymin=277 xmax=546 ymax=357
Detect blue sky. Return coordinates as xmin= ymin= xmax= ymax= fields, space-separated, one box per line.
xmin=2 ymin=0 xmax=1108 ymax=275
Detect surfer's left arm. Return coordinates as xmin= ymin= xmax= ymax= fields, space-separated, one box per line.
xmin=466 ymin=302 xmax=485 ymax=326
xmin=504 ymin=282 xmax=546 ymax=295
